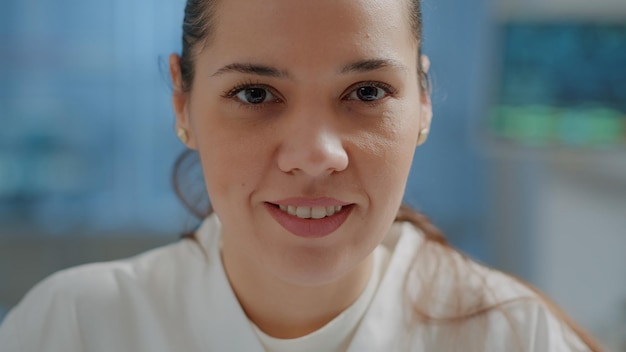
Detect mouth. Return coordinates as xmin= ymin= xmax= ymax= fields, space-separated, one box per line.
xmin=264 ymin=202 xmax=354 ymax=238
xmin=275 ymin=204 xmax=344 ymax=219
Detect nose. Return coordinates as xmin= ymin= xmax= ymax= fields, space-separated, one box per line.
xmin=276 ymin=110 xmax=349 ymax=177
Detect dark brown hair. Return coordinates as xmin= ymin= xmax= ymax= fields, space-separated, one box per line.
xmin=172 ymin=0 xmax=601 ymax=350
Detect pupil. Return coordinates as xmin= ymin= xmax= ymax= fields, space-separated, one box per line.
xmin=245 ymin=88 xmax=266 ymax=104
xmin=357 ymin=86 xmax=378 ymax=101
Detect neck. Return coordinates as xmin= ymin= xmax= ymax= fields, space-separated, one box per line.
xmin=221 ymin=239 xmax=374 ymax=339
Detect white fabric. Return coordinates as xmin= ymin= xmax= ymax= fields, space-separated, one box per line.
xmin=251 ymin=245 xmax=389 ymax=352
xmin=0 ymin=215 xmax=591 ymax=352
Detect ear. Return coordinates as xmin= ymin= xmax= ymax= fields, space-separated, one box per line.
xmin=169 ymin=53 xmax=197 ymax=149
xmin=418 ymin=54 xmax=433 ymax=134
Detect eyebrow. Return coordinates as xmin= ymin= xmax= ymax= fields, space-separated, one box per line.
xmin=211 ymin=63 xmax=288 ymax=78
xmin=211 ymin=58 xmax=407 ymax=78
xmin=340 ymin=58 xmax=408 ymax=74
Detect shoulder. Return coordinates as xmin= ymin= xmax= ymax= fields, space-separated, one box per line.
xmin=477 ymin=265 xmax=590 ymax=351
xmin=26 ymin=237 xmax=204 ymax=302
xmin=0 ymin=237 xmax=205 ymax=351
xmin=397 ymin=223 xmax=590 ymax=351
xmin=399 ymin=221 xmax=540 ymax=311
xmin=479 ymin=296 xmax=592 ymax=351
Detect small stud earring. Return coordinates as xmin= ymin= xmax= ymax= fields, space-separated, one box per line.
xmin=416 ymin=128 xmax=430 ymax=146
xmin=177 ymin=127 xmax=189 ymax=145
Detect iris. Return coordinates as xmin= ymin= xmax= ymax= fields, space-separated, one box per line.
xmin=357 ymin=86 xmax=381 ymax=101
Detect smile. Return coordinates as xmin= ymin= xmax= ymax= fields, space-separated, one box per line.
xmin=265 ymin=201 xmax=354 ymax=238
xmin=277 ymin=205 xmax=343 ymax=219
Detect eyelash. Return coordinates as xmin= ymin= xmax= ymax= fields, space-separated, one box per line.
xmin=220 ymin=80 xmax=397 ymax=109
xmin=220 ymin=80 xmax=271 ymax=98
xmin=344 ymin=81 xmax=397 ymax=102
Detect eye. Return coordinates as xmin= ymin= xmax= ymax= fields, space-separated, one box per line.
xmin=235 ymin=87 xmax=277 ymax=104
xmin=345 ymin=82 xmax=395 ymax=102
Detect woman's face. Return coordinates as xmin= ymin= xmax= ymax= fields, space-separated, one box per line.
xmin=171 ymin=0 xmax=431 ymax=286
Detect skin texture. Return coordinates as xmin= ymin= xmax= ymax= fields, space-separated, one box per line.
xmin=170 ymin=0 xmax=432 ymax=339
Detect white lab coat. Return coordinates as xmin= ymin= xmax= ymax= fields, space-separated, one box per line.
xmin=0 ymin=215 xmax=589 ymax=351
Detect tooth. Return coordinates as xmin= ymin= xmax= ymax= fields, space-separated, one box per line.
xmin=296 ymin=207 xmax=312 ymax=219
xmin=311 ymin=207 xmax=326 ymax=219
xmin=279 ymin=204 xmax=287 ymax=211
xmin=326 ymin=206 xmax=335 ymax=216
xmin=287 ymin=205 xmax=297 ymax=215
xmin=335 ymin=206 xmax=342 ymax=212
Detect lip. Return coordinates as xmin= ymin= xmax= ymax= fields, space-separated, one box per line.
xmin=270 ymin=197 xmax=352 ymax=207
xmin=264 ymin=201 xmax=354 ymax=239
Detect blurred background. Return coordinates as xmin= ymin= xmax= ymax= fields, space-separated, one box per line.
xmin=1 ymin=0 xmax=625 ymax=349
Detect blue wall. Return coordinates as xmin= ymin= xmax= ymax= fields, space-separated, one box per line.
xmin=406 ymin=0 xmax=493 ymax=261
xmin=0 ymin=0 xmax=188 ymax=236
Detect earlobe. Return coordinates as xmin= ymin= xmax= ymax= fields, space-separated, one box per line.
xmin=417 ymin=54 xmax=433 ymax=147
xmin=177 ymin=127 xmax=190 ymax=145
xmin=420 ymin=55 xmax=430 ymax=74
xmin=169 ymin=54 xmax=196 ymax=149
xmin=417 ymin=97 xmax=433 ymax=147
xmin=416 ymin=128 xmax=429 ymax=147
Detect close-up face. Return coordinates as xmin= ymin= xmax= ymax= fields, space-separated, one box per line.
xmin=171 ymin=0 xmax=432 ymax=286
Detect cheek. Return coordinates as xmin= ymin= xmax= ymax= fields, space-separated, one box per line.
xmin=349 ymin=108 xmax=418 ymax=202
xmin=190 ymin=109 xmax=274 ymax=208
xmin=350 ymin=105 xmax=419 ymax=166
xmin=205 ymin=140 xmax=267 ymax=190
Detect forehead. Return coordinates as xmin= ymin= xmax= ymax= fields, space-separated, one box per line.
xmin=205 ymin=0 xmax=417 ymax=74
